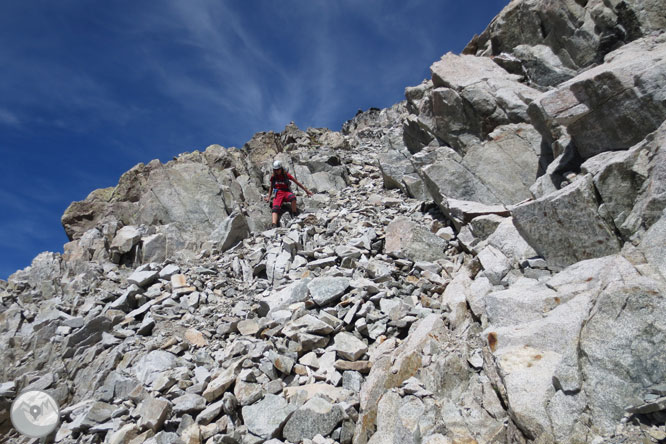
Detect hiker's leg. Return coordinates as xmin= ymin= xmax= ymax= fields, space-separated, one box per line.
xmin=286 ymin=193 xmax=298 ymax=215
xmin=272 ymin=191 xmax=285 ymax=226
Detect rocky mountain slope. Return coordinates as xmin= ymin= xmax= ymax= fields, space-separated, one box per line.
xmin=2 ymin=1 xmax=666 ymax=443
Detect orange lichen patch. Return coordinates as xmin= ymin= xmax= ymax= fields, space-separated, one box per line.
xmin=487 ymin=332 xmax=498 ymax=352
xmin=527 ymin=353 xmax=543 ymax=367
xmin=406 ymin=275 xmax=419 ymax=284
xmin=554 ymin=297 xmax=561 ymax=304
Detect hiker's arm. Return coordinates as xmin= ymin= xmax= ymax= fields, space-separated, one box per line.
xmin=265 ymin=185 xmax=273 ymax=202
xmin=292 ymin=178 xmax=313 ymax=196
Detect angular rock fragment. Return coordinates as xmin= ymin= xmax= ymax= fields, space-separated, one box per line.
xmin=282 ymin=397 xmax=345 ymax=443
xmin=333 ymin=332 xmax=368 ymax=361
xmin=128 ymin=270 xmax=159 ymax=287
xmin=307 ymin=277 xmax=350 ymax=306
xmin=385 ymin=217 xmax=447 ymax=262
xmin=242 ymin=394 xmax=296 ymax=439
xmin=137 ymin=396 xmax=172 ymax=432
xmin=512 ymin=175 xmax=621 ymax=270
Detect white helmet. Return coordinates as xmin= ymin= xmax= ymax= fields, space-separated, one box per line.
xmin=273 ymin=160 xmax=282 ymax=170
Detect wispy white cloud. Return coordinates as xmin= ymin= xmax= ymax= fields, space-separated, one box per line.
xmin=121 ymin=0 xmax=294 ymax=130
xmin=0 ymin=107 xmax=21 ymax=127
xmin=0 ymin=52 xmax=141 ymax=132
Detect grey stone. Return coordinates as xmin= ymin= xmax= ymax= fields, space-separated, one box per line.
xmin=283 ymin=314 xmax=334 ymax=338
xmin=467 ymin=214 xmax=505 ymax=244
xmin=477 ymin=245 xmax=512 ymax=285
xmin=137 ymin=396 xmax=172 ymax=432
xmin=173 ymin=393 xmax=207 ymax=415
xmin=264 ymin=280 xmax=310 ymax=313
xmin=334 ymin=245 xmax=363 ymax=259
xmin=159 ymin=264 xmax=181 ymax=279
xmin=8 ymin=251 xmax=62 ymax=301
xmin=342 ymin=371 xmax=363 ymax=392
xmin=481 ymin=217 xmax=537 ymax=264
xmin=211 ymin=212 xmax=251 ymax=252
xmin=137 ymin=316 xmax=156 ymax=335
xmin=307 ymin=277 xmax=350 ymax=306
xmin=385 ymin=217 xmax=447 ymax=262
xmin=307 ymin=257 xmax=338 ymax=270
xmin=512 ymin=175 xmax=621 ymax=270
xmin=640 ymin=213 xmax=666 ymax=278
xmin=282 ymin=397 xmax=345 ymax=443
xmin=145 ymin=431 xmax=185 ymax=444
xmin=460 ymin=124 xmax=542 ymax=205
xmin=66 ymin=316 xmax=113 ymax=349
xmin=196 ymin=399 xmax=224 ymax=425
xmin=377 ymin=150 xmax=415 ymax=193
xmin=133 ymin=350 xmax=178 ymax=385
xmin=513 ymin=44 xmax=577 ymax=86
xmin=242 ymin=394 xmax=296 ymax=439
xmin=234 ymin=380 xmax=263 ymax=406
xmin=627 ymin=397 xmax=666 ymax=415
xmin=445 ymin=200 xmax=510 ymax=231
xmin=271 ymin=353 xmax=295 ymax=375
xmin=428 ymin=53 xmax=540 ymax=152
xmin=467 ymin=0 xmax=665 ymax=72
xmin=333 ymin=332 xmax=368 ymax=361
xmin=142 ymin=233 xmax=167 ymax=263
xmin=237 ymin=319 xmax=260 ymax=336
xmin=203 ymin=364 xmax=241 ymax=403
xmin=355 ymin=314 xmax=446 ymax=444
xmin=128 ymin=270 xmax=159 ymax=287
xmin=110 ymin=226 xmax=141 ymax=254
xmin=482 ymin=255 xmax=647 ymax=441
xmin=64 ymin=316 xmax=85 ymax=328
xmin=24 ymin=373 xmax=55 ymax=392
xmin=368 ymin=392 xmax=424 ymax=444
xmin=436 ymin=227 xmax=455 ymax=241
xmin=79 ymin=402 xmax=116 ymax=429
xmin=107 ymin=424 xmax=141 ymax=444
xmin=0 ymin=381 xmax=16 ymax=397
xmin=422 ymin=154 xmax=501 ymax=207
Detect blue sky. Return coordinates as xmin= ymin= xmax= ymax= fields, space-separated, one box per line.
xmin=0 ymin=0 xmax=507 ymax=279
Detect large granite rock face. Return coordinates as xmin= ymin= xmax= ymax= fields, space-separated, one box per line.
xmin=529 ymin=34 xmax=666 ymax=160
xmin=61 ymin=146 xmax=254 ymax=256
xmin=457 ymin=124 xmax=542 ymax=204
xmin=482 ymin=255 xmax=666 ymax=442
xmin=60 ymin=125 xmax=350 ymax=266
xmin=465 ymin=0 xmax=666 ymax=81
xmin=512 ymin=174 xmax=622 ymax=270
xmin=427 ymin=53 xmax=541 ymax=153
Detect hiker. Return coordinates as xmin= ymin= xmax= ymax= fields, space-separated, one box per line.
xmin=264 ymin=160 xmax=313 ymax=227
